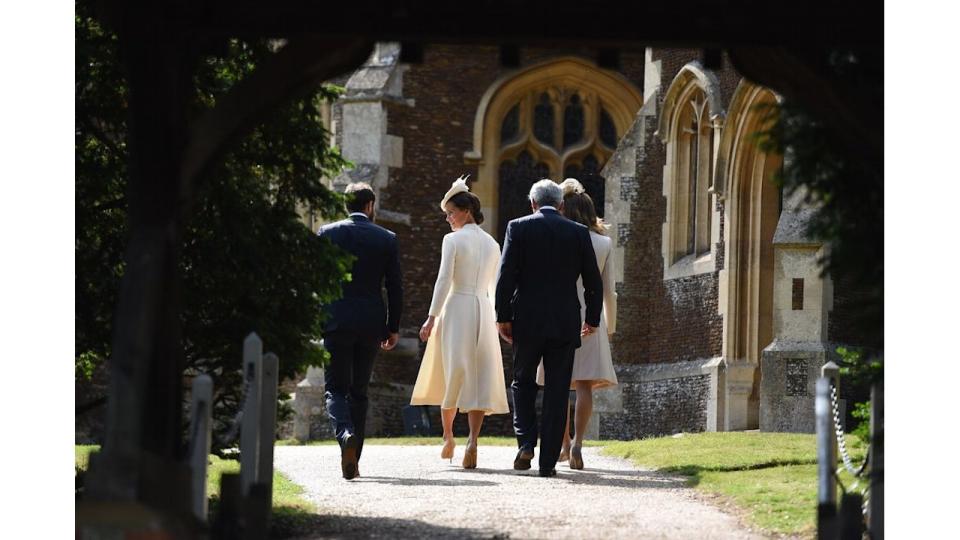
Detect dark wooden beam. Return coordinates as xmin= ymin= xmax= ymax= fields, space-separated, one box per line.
xmin=180 ymin=37 xmax=374 ymax=198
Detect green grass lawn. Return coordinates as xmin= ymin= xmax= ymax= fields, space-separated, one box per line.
xmin=76 ymin=445 xmax=317 ymax=539
xmin=602 ymin=432 xmax=868 ymax=538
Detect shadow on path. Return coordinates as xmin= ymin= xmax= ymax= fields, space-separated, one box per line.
xmin=276 ymin=511 xmax=505 ymax=540
xmin=454 ymin=465 xmax=689 ymax=489
xmin=354 ymin=476 xmax=498 ymax=487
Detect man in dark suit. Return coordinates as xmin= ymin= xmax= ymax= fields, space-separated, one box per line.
xmin=318 ymin=182 xmax=402 ymax=479
xmin=495 ymin=179 xmax=603 ymax=477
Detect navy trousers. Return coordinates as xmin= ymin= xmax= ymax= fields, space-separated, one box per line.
xmin=323 ymin=329 xmax=380 ymax=459
xmin=511 ymin=334 xmax=576 ymax=472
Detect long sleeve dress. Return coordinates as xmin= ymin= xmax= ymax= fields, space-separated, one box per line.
xmin=410 ymin=224 xmax=510 ymax=414
xmin=536 ymin=231 xmax=619 ymax=389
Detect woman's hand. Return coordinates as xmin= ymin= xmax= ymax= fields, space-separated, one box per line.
xmin=419 ymin=316 xmax=436 ymax=342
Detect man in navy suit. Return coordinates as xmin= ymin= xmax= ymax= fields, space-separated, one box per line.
xmin=318 ymin=182 xmax=402 ymax=479
xmin=495 ymin=179 xmax=603 ymax=477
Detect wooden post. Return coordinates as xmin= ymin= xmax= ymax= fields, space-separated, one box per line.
xmin=816 ymin=377 xmax=837 ymax=539
xmin=257 ymin=353 xmax=279 ymax=513
xmin=189 ymin=374 xmax=213 ymax=523
xmin=212 ymin=473 xmax=242 ymax=540
xmin=242 ymin=483 xmax=270 ymax=540
xmin=87 ymin=10 xmax=198 ymax=506
xmin=240 ymin=333 xmax=263 ymax=496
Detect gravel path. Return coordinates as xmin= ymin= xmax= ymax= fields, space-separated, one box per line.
xmin=273 ymin=444 xmax=768 ymax=539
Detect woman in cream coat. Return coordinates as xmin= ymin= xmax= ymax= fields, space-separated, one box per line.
xmin=536 ymin=179 xmax=618 ymax=470
xmin=411 ymin=177 xmax=509 ymax=469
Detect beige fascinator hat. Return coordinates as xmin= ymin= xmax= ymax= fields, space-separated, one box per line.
xmin=439 ymin=174 xmax=471 ymax=210
xmin=560 ymin=178 xmax=585 ymax=197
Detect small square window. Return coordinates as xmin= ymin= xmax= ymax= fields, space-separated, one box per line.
xmin=792 ymin=278 xmax=804 ymax=310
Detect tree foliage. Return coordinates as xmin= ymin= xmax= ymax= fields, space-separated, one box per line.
xmin=755 ymin=50 xmax=884 ymax=351
xmin=76 ymin=2 xmax=354 ymax=449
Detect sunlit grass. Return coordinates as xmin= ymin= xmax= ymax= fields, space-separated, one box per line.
xmin=602 ymin=432 xmax=868 ymax=537
xmin=77 ymin=446 xmax=317 ymax=539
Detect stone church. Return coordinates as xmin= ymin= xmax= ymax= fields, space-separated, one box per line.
xmin=304 ymin=42 xmax=872 ymax=439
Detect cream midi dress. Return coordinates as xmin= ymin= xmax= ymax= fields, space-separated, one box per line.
xmin=410 ymin=224 xmax=510 ymax=414
xmin=536 ymin=231 xmax=619 ymax=389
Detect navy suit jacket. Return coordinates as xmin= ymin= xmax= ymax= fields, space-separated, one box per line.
xmin=495 ymin=208 xmax=603 ymax=346
xmin=318 ymin=214 xmax=402 ymax=339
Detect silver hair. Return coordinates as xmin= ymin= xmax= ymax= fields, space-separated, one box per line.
xmin=528 ymin=179 xmax=562 ymax=208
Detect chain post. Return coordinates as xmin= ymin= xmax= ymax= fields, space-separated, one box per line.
xmin=821 ymin=361 xmax=841 ymax=459
xmin=816 ymin=377 xmax=837 ymax=539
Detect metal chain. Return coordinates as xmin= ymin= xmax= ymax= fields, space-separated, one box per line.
xmin=830 ymin=382 xmax=869 ymax=477
xmin=829 ymin=380 xmax=872 ymax=535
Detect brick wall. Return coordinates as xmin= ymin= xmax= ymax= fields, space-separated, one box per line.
xmin=599 ymin=363 xmax=710 ymax=439
xmin=608 ymin=106 xmax=724 ymax=365
xmin=607 ymin=48 xmax=751 ymax=367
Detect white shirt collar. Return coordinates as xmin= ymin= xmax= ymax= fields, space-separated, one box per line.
xmin=539 ymin=206 xmax=558 ymax=212
xmin=349 ymin=212 xmax=368 ymax=219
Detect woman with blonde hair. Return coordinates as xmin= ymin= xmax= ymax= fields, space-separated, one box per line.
xmin=411 ymin=176 xmax=510 ymax=469
xmin=536 ymin=178 xmax=618 ymax=469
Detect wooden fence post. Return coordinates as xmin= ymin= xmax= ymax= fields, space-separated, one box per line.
xmin=257 ymin=352 xmax=279 ymax=513
xmin=189 ymin=374 xmax=213 ymax=523
xmin=240 ymin=333 xmax=262 ymax=496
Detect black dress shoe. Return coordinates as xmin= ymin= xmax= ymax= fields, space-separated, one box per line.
xmin=513 ymin=448 xmax=534 ymax=471
xmin=341 ymin=433 xmax=359 ymax=480
xmin=538 ymin=468 xmax=557 ymax=477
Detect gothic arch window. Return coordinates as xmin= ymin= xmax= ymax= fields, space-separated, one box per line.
xmin=493 ymin=88 xmax=618 ymax=238
xmin=658 ymin=62 xmax=725 ymax=279
xmin=677 ymin=89 xmax=713 ymax=259
xmin=464 ymin=57 xmax=643 ymax=240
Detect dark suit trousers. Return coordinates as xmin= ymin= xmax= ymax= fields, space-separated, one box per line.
xmin=511 ymin=334 xmax=576 ymax=471
xmin=324 ymin=329 xmax=380 ymax=459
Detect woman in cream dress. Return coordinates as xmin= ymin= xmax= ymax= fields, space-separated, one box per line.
xmin=411 ymin=177 xmax=509 ymax=469
xmin=536 ymin=179 xmax=618 ymax=470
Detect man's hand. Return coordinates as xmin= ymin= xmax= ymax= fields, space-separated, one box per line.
xmin=580 ymin=323 xmax=598 ymax=337
xmin=381 ymin=332 xmax=399 ymax=350
xmin=497 ymin=322 xmax=513 ymax=344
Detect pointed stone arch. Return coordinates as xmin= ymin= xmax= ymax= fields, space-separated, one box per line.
xmin=656 ymin=61 xmax=725 ymax=144
xmin=716 ymin=80 xmax=782 ymax=430
xmin=464 ymin=57 xmax=642 ymax=238
xmin=658 ymin=61 xmax=726 ymax=278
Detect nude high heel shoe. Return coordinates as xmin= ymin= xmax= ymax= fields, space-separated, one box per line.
xmin=441 ymin=437 xmax=456 ymax=462
xmin=462 ymin=439 xmax=478 ymax=469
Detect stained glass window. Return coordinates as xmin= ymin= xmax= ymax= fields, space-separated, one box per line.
xmin=669 ymin=90 xmax=714 ymax=263
xmin=496 ymin=87 xmax=622 ymax=238
xmin=533 ymin=93 xmax=555 ymax=148
xmin=687 ymin=115 xmax=699 ymax=255
xmin=498 ymin=151 xmax=550 ymax=239
xmin=563 ymin=94 xmax=584 ymax=149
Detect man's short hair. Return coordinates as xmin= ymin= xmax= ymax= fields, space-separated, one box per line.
xmin=344 ymin=182 xmax=376 ymax=213
xmin=528 ymin=179 xmax=562 ymax=208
